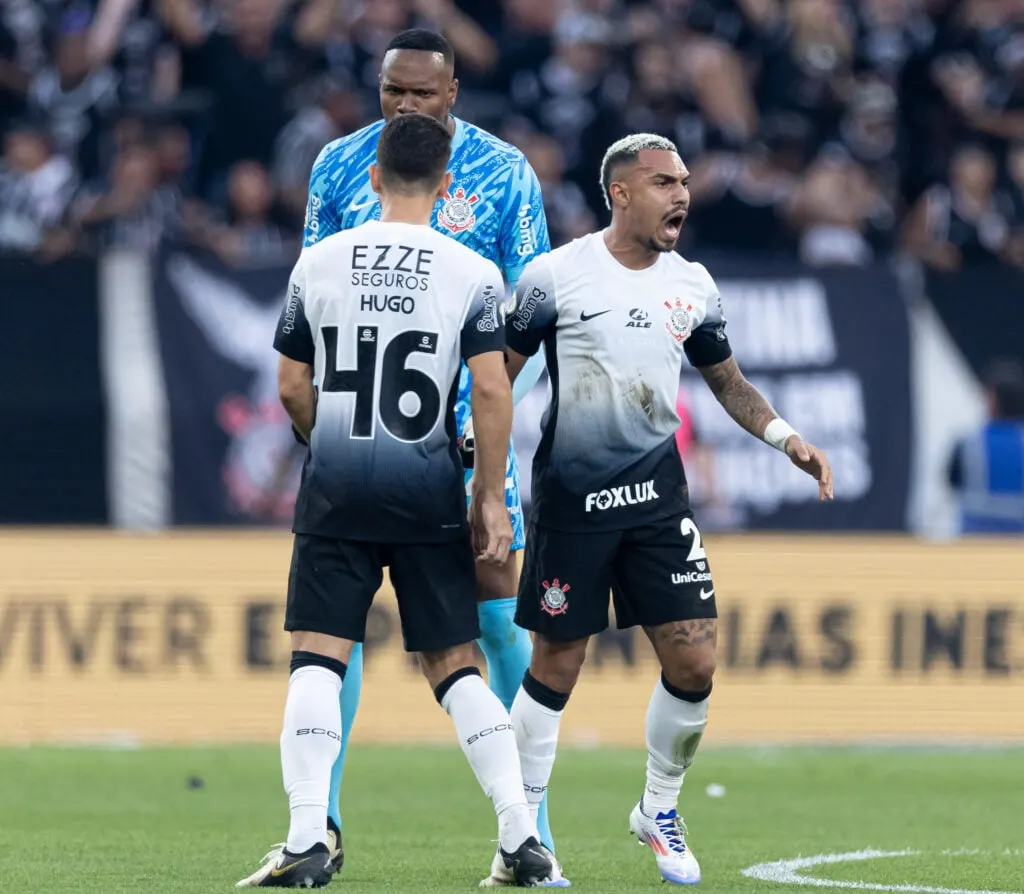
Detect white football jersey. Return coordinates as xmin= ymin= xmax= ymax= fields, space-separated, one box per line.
xmin=507 ymin=231 xmax=732 ymax=530
xmin=274 ymin=220 xmax=506 ymax=542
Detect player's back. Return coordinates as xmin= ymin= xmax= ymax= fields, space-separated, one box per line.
xmin=289 ymin=220 xmax=504 ymax=543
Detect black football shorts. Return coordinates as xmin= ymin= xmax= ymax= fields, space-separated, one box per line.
xmin=286 ymin=533 xmax=480 ymax=653
xmin=516 ymin=511 xmax=717 ymax=641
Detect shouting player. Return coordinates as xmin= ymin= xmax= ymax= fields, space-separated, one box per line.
xmin=503 ymin=134 xmax=834 ymax=886
xmin=237 ymin=114 xmax=560 ymax=888
xmin=300 ymin=29 xmax=556 ymax=873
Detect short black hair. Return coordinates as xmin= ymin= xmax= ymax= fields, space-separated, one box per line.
xmin=376 ymin=114 xmax=452 ymax=194
xmin=385 ymin=29 xmax=455 ymax=72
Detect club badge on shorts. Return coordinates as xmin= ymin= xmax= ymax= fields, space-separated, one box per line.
xmin=438 ymin=186 xmax=479 ymax=233
xmin=664 ymin=298 xmax=694 ymax=343
xmin=541 ymin=579 xmax=571 ymax=616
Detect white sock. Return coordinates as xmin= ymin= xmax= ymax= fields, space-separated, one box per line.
xmin=643 ymin=677 xmax=710 ymax=817
xmin=280 ymin=665 xmax=343 ymax=854
xmin=510 ymin=685 xmax=564 ymax=829
xmin=440 ymin=672 xmax=536 ymax=853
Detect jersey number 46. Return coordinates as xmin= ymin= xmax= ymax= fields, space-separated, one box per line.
xmin=321 ymin=325 xmax=442 ymax=443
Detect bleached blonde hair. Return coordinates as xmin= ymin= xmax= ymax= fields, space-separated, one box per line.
xmin=599 ymin=133 xmax=679 ymax=210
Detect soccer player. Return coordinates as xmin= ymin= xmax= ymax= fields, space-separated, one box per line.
xmin=503 ymin=134 xmax=834 ymax=886
xmin=301 ymin=28 xmax=556 ymax=871
xmin=236 ymin=114 xmax=559 ymax=888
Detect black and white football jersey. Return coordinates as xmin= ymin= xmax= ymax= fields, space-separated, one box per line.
xmin=507 ymin=231 xmax=732 ymax=531
xmin=274 ymin=220 xmax=506 ymax=542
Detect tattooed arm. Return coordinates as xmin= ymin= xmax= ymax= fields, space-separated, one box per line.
xmin=697 ymin=355 xmax=836 ymax=500
xmin=697 ymin=355 xmax=778 ymax=438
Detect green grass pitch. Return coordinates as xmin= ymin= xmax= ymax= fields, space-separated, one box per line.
xmin=1 ymin=745 xmax=1022 ymax=892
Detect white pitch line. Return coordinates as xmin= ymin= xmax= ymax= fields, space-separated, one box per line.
xmin=741 ymin=848 xmax=1023 ymax=894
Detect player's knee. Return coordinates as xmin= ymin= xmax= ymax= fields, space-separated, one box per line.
xmin=663 ymin=648 xmax=716 ymax=694
xmin=419 ymin=643 xmax=478 ymax=690
xmin=529 ymin=636 xmax=588 ymax=695
xmin=290 ymin=630 xmax=354 ymax=665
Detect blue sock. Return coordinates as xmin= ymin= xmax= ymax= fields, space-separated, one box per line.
xmin=476 ymin=598 xmax=554 ymax=853
xmin=328 ymin=641 xmax=363 ymax=830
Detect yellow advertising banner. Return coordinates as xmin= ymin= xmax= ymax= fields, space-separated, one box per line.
xmin=2 ymin=531 xmax=1023 ymax=746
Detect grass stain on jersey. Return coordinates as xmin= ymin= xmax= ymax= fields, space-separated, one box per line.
xmin=624 ymin=378 xmax=656 ymax=419
xmin=572 ymin=358 xmax=603 ymax=402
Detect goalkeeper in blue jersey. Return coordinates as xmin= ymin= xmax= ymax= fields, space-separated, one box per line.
xmin=283 ymin=27 xmax=556 ymax=887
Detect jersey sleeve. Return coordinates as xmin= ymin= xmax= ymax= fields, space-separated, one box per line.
xmin=461 ymin=264 xmax=507 ymax=360
xmin=497 ymin=154 xmax=551 ymax=287
xmin=273 ymin=255 xmax=315 ymax=364
xmin=303 ymin=144 xmax=342 ymax=248
xmin=684 ymin=263 xmax=734 ymax=369
xmin=506 ymin=255 xmax=557 ymax=358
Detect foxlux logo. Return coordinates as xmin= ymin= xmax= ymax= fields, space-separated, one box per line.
xmin=585 ymin=481 xmax=659 ymax=512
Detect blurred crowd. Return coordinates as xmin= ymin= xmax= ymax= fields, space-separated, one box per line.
xmin=2 ymin=0 xmax=1024 ymax=269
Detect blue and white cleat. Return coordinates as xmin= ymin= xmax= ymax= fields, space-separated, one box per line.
xmin=629 ymin=800 xmax=701 ymax=885
xmin=479 ymin=838 xmax=572 ymax=887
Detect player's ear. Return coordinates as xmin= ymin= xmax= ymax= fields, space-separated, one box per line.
xmin=369 ymin=164 xmax=382 ymax=195
xmin=437 ymin=171 xmax=453 ymax=199
xmin=448 ymin=77 xmax=458 ymax=111
xmin=608 ymin=180 xmax=629 ymax=208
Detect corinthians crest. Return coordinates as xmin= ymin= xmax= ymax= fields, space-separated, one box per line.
xmin=540 ymin=579 xmax=571 ymax=616
xmin=664 ymin=297 xmax=694 ymax=342
xmin=438 ymin=186 xmax=479 ymax=233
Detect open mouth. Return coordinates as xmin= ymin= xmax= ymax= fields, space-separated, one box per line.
xmin=662 ymin=211 xmax=686 ymax=241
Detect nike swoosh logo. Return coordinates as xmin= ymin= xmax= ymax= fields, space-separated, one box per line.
xmin=271 ymin=856 xmax=311 ymax=877
xmin=580 ymin=310 xmax=612 ymax=322
xmin=699 ymin=587 xmax=715 ymax=600
xmin=348 ymin=198 xmax=376 ymax=211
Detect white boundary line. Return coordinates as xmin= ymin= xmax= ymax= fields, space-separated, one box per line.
xmin=741 ymin=848 xmax=1023 ymax=894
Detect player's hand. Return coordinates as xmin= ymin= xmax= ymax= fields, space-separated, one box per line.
xmin=469 ymin=493 xmax=513 ymax=566
xmin=784 ymin=436 xmax=834 ymax=501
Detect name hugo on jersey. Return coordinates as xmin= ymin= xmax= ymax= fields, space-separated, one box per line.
xmin=585 ymin=480 xmax=659 ymax=512
xmin=350 ymin=244 xmax=433 ymax=292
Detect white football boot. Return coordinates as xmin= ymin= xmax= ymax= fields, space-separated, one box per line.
xmin=629 ymin=800 xmax=701 ymax=885
xmin=234 ymin=841 xmax=333 ymax=888
xmin=236 ymin=823 xmax=342 ymax=889
xmin=478 ymin=838 xmax=571 ymax=887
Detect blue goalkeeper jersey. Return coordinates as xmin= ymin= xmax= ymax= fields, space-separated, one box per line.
xmin=304 ymin=116 xmax=550 ymax=286
xmin=302 ymin=116 xmax=550 ymax=545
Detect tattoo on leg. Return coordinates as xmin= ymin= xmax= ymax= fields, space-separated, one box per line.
xmin=647 ymin=619 xmax=717 ymax=649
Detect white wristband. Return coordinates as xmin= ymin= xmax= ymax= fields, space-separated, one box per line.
xmin=763 ymin=418 xmax=799 ymax=453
